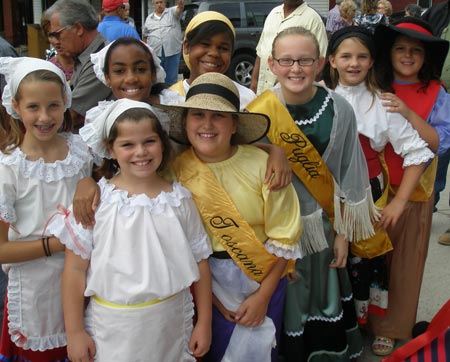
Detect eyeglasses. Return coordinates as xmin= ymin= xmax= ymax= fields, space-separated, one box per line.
xmin=273 ymin=58 xmax=317 ymax=67
xmin=48 ymin=25 xmax=72 ymax=40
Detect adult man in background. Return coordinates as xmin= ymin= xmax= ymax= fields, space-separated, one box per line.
xmin=44 ymin=0 xmax=113 ymax=129
xmin=121 ymin=1 xmax=136 ymax=29
xmin=142 ymin=0 xmax=184 ymax=86
xmin=250 ymin=0 xmax=327 ymax=95
xmin=98 ymin=0 xmax=140 ymax=41
xmin=422 ymin=1 xmax=450 ymax=245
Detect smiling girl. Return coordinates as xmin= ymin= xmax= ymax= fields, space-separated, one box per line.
xmin=0 ymin=57 xmax=94 ymax=362
xmin=324 ymin=26 xmax=435 ymax=355
xmin=48 ymin=99 xmax=213 ymax=361
xmin=246 ymin=26 xmax=378 ymax=361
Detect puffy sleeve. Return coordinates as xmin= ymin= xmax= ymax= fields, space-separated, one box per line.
xmin=47 ymin=205 xmax=93 ymax=260
xmin=263 ymin=183 xmax=303 ymax=260
xmin=0 ymin=163 xmax=17 ymax=225
xmin=428 ymin=88 xmax=450 ymax=156
xmin=384 ymin=112 xmax=435 ymax=167
xmin=176 ymin=188 xmax=212 ymax=262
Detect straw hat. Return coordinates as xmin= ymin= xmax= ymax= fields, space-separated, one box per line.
xmin=374 ymin=17 xmax=449 ymax=76
xmin=155 ymin=72 xmax=270 ymax=145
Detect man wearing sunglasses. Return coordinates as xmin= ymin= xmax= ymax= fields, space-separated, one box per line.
xmin=44 ymin=0 xmax=113 ymax=130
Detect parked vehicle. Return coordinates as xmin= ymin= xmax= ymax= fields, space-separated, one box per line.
xmin=179 ymin=0 xmax=279 ymax=87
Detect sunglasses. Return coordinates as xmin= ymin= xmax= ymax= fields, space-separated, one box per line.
xmin=48 ymin=25 xmax=72 ymax=40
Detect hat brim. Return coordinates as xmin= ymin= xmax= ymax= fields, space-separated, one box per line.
xmin=374 ymin=24 xmax=449 ymax=75
xmin=154 ymin=103 xmax=270 ymax=145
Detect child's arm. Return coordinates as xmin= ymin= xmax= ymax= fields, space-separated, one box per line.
xmin=235 ymin=257 xmax=287 ymax=327
xmin=189 ymin=259 xmax=212 ymax=358
xmin=63 ymin=249 xmax=96 ymax=362
xmin=329 ymin=233 xmax=348 ymax=269
xmin=381 ymin=92 xmax=439 ymax=152
xmin=0 ymin=222 xmax=65 ymax=263
xmin=378 ymin=163 xmax=425 ymax=229
xmin=73 ymin=177 xmax=101 ymax=228
xmin=253 ymin=142 xmax=292 ymax=191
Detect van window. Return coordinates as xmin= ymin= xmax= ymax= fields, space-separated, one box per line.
xmin=209 ymin=3 xmax=241 ymax=28
xmin=246 ymin=3 xmax=275 ymax=27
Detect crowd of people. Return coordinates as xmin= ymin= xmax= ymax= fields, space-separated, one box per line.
xmin=0 ymin=0 xmax=449 ymax=361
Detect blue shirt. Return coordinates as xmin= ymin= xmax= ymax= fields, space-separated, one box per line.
xmin=97 ymin=16 xmax=140 ymax=42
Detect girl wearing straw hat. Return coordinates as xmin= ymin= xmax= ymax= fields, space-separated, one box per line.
xmin=367 ymin=17 xmax=450 ymax=351
xmin=156 ymin=72 xmax=302 ymax=362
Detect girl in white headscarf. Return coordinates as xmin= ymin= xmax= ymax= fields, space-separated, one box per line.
xmin=47 ymin=99 xmax=213 ymax=362
xmin=0 ymin=56 xmax=94 ymax=361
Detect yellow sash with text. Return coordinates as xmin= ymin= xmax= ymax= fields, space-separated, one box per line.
xmin=173 ymin=149 xmax=278 ymax=283
xmin=246 ymin=90 xmax=336 ymax=220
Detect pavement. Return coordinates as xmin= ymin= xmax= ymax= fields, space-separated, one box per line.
xmin=359 ymin=180 xmax=450 ymax=362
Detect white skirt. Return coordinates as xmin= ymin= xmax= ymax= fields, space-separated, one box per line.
xmin=84 ymin=288 xmax=195 ymax=362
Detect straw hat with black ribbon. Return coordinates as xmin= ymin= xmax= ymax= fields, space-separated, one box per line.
xmin=374 ymin=17 xmax=449 ymax=77
xmin=154 ymin=72 xmax=270 ymax=145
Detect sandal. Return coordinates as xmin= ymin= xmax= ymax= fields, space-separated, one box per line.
xmin=372 ymin=336 xmax=395 ymax=356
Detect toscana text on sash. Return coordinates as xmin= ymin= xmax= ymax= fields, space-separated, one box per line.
xmin=210 ymin=216 xmax=263 ymax=277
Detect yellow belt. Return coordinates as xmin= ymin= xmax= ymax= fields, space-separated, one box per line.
xmin=93 ymin=294 xmax=173 ymax=309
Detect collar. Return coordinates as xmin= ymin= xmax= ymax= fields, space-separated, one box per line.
xmin=101 ymin=15 xmax=122 ymax=22
xmin=77 ymin=32 xmax=108 ymax=66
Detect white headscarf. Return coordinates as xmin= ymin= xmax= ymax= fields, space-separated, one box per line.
xmin=0 ymin=56 xmax=72 ymax=119
xmin=90 ymin=40 xmax=166 ymax=86
xmin=79 ymin=99 xmax=161 ymax=159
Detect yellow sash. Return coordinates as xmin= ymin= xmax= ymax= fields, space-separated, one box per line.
xmin=169 ymin=80 xmax=186 ymax=96
xmin=389 ymin=158 xmax=437 ymax=202
xmin=172 ymin=149 xmax=278 ymax=283
xmin=351 ymin=154 xmax=393 ymax=259
xmin=246 ymin=90 xmax=336 ymax=221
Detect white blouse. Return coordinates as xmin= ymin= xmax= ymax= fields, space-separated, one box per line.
xmin=49 ymin=179 xmax=212 ymax=305
xmin=335 ymin=83 xmax=435 ymax=167
xmin=0 ymin=133 xmax=94 ymax=351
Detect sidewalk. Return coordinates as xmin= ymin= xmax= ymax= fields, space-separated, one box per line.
xmin=359 ymin=183 xmax=450 ymax=361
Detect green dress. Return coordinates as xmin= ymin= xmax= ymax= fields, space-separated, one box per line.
xmin=258 ymin=85 xmax=372 ymax=361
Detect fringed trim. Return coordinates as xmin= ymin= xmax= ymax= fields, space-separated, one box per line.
xmin=298 ymin=209 xmax=329 ymax=257
xmin=7 ymin=268 xmax=67 ymax=351
xmin=334 ymin=185 xmax=379 ymax=242
xmin=265 ymin=239 xmax=302 ymax=260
